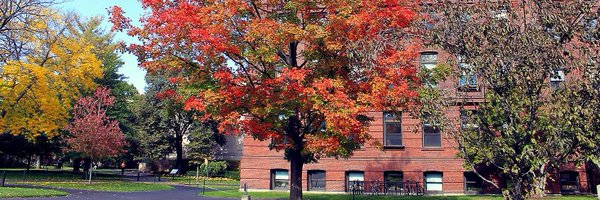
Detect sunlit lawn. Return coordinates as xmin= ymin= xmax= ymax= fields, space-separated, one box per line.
xmin=171 ymin=176 xmax=239 ymax=189
xmin=0 ymin=169 xmax=172 ymax=192
xmin=0 ymin=187 xmax=68 ymax=198
xmin=29 ymin=181 xmax=173 ymax=192
xmin=1 ymin=169 xmax=122 ymax=183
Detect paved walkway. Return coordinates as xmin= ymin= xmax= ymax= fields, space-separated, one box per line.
xmin=6 ymin=185 xmax=235 ymax=200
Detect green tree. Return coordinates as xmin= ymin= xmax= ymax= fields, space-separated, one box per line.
xmin=73 ymin=15 xmax=143 ymax=164
xmin=135 ymin=73 xmax=222 ymax=171
xmin=427 ymin=1 xmax=599 ymax=199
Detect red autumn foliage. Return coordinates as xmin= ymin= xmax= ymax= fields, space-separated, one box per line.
xmin=111 ymin=1 xmax=421 ymax=198
xmin=64 ymin=87 xmax=126 ymax=160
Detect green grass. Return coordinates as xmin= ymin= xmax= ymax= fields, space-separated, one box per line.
xmin=29 ymin=181 xmax=174 ymax=192
xmin=202 ymin=189 xmax=597 ymax=200
xmin=171 ymin=176 xmax=239 ymax=185
xmin=1 ymin=169 xmax=122 ymax=183
xmin=0 ymin=187 xmax=68 ymax=198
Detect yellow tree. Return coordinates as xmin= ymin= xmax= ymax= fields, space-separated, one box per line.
xmin=0 ymin=10 xmax=102 ymax=140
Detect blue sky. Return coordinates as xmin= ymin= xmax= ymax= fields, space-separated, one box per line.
xmin=55 ymin=0 xmax=147 ymax=93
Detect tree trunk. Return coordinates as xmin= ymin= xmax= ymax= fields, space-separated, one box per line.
xmin=289 ymin=148 xmax=303 ymax=200
xmin=196 ymin=164 xmax=199 ymax=184
xmin=531 ymin=173 xmax=547 ymax=198
xmin=35 ymin=155 xmax=42 ymax=169
xmin=88 ymin=159 xmax=93 ymax=184
xmin=505 ymin=178 xmax=526 ymax=200
xmin=26 ymin=156 xmax=31 ymax=171
xmin=73 ymin=158 xmax=81 ymax=172
xmin=175 ymin=134 xmax=184 ymax=170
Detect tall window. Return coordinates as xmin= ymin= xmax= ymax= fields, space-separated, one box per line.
xmin=345 ymin=171 xmax=364 ymax=192
xmin=458 ymin=55 xmax=478 ymax=91
xmin=424 ymin=172 xmax=443 ymax=193
xmin=464 ymin=172 xmax=483 ymax=194
xmin=550 ymin=69 xmax=566 ymax=89
xmin=384 ymin=112 xmax=402 ymax=147
xmin=271 ymin=169 xmax=289 ymax=190
xmin=308 ymin=170 xmax=326 ymax=191
xmin=560 ymin=171 xmax=579 ymax=194
xmin=420 ymin=52 xmax=439 ymax=87
xmin=423 ymin=122 xmax=441 ymax=148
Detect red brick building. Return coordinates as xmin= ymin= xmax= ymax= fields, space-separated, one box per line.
xmin=239 ymin=49 xmax=599 ymax=195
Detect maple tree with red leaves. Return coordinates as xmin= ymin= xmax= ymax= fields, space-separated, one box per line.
xmin=111 ymin=0 xmax=421 ymax=199
xmin=64 ymin=87 xmax=126 ymax=183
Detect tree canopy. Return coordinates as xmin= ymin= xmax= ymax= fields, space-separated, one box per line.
xmin=427 ymin=1 xmax=599 ymax=199
xmin=0 ymin=2 xmax=103 ymax=139
xmin=111 ymin=0 xmax=421 ymax=199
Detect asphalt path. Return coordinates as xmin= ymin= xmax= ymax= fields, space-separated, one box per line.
xmin=5 ymin=185 xmax=235 ymax=200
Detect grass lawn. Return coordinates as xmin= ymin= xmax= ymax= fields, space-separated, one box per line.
xmin=2 ymin=169 xmax=121 ymax=183
xmin=202 ymin=189 xmax=597 ymax=200
xmin=171 ymin=176 xmax=239 ymax=188
xmin=28 ymin=181 xmax=173 ymax=192
xmin=0 ymin=187 xmax=68 ymax=198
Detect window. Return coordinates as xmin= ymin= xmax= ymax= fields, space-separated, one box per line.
xmin=383 ymin=112 xmax=402 ymax=147
xmin=384 ymin=171 xmax=403 ymax=183
xmin=560 ymin=171 xmax=579 ymax=194
xmin=424 ymin=172 xmax=443 ymax=193
xmin=464 ymin=172 xmax=483 ymax=194
xmin=345 ymin=171 xmax=364 ymax=192
xmin=423 ymin=122 xmax=441 ymax=148
xmin=384 ymin=171 xmax=403 ymax=193
xmin=308 ymin=170 xmax=326 ymax=191
xmin=460 ymin=110 xmax=479 ymax=130
xmin=550 ymin=69 xmax=566 ymax=89
xmin=421 ymin=52 xmax=439 ymax=87
xmin=420 ymin=52 xmax=438 ymax=69
xmin=458 ymin=55 xmax=478 ymax=91
xmin=459 ymin=73 xmax=478 ymax=91
xmin=271 ymin=169 xmax=289 ymax=190
xmin=491 ymin=9 xmax=508 ymax=20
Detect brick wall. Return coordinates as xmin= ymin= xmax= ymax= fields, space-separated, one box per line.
xmin=240 ymin=109 xmax=593 ymax=194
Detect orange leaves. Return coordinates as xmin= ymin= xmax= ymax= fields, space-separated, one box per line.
xmin=112 ymin=0 xmax=422 ymax=159
xmin=108 ymin=6 xmax=131 ymax=32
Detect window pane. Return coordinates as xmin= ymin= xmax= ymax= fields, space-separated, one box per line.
xmin=423 ymin=125 xmax=441 ymax=147
xmin=422 ymin=63 xmax=437 ymax=69
xmin=426 ymin=183 xmax=443 ymax=191
xmin=560 ymin=172 xmax=579 ymax=193
xmin=385 ymin=122 xmax=401 ymax=134
xmin=275 ymin=170 xmax=288 ymax=179
xmin=384 ymin=112 xmax=400 ymax=121
xmin=425 ymin=172 xmax=443 ymax=192
xmin=459 ymin=74 xmax=467 ymax=86
xmin=384 ymin=172 xmax=403 ymax=183
xmin=468 ymin=74 xmax=478 ymax=86
xmin=425 ymin=173 xmax=442 ymax=182
xmin=420 ymin=53 xmax=438 ymax=63
xmin=272 ymin=169 xmax=289 ymax=190
xmin=421 ymin=52 xmax=438 ymax=69
xmin=348 ymin=172 xmax=364 ymax=181
xmin=464 ymin=172 xmax=483 ymax=193
xmin=385 ymin=114 xmax=402 ymax=146
xmin=385 ymin=134 xmax=402 ymax=146
xmin=309 ymin=171 xmax=326 ymax=191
